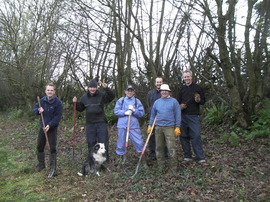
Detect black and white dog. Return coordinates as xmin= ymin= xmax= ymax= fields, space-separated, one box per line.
xmin=78 ymin=143 xmax=109 ymax=176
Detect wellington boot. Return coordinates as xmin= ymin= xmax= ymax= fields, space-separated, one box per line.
xmin=37 ymin=152 xmax=45 ymax=172
xmin=48 ymin=153 xmax=57 ymax=178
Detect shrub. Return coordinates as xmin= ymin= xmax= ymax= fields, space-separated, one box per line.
xmin=204 ymin=101 xmax=230 ymax=125
xmin=245 ymin=99 xmax=270 ymax=142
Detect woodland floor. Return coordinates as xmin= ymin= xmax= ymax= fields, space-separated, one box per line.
xmin=0 ymin=113 xmax=270 ymax=201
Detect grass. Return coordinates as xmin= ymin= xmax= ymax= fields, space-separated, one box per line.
xmin=0 ymin=113 xmax=270 ymax=201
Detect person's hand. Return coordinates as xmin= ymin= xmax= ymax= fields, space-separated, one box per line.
xmin=124 ymin=110 xmax=132 ymax=116
xmin=38 ymin=107 xmax=44 ymax=113
xmin=174 ymin=127 xmax=181 ymax=137
xmin=180 ymin=104 xmax=187 ymax=110
xmin=194 ymin=92 xmax=201 ymax=103
xmin=44 ymin=125 xmax=50 ymax=133
xmin=101 ymin=80 xmax=107 ymax=88
xmin=147 ymin=126 xmax=152 ymax=134
xmin=128 ymin=105 xmax=135 ymax=112
xmin=73 ymin=96 xmax=77 ymax=102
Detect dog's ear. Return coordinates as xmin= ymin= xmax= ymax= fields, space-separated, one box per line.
xmin=94 ymin=143 xmax=100 ymax=151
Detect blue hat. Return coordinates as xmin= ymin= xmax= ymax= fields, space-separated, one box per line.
xmin=126 ymin=85 xmax=135 ymax=90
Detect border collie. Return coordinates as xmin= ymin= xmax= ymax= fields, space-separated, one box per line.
xmin=77 ymin=143 xmax=108 ymax=176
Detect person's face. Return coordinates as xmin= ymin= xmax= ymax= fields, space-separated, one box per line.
xmin=88 ymin=87 xmax=97 ymax=95
xmin=125 ymin=89 xmax=135 ymax=98
xmin=155 ymin=78 xmax=163 ymax=89
xmin=45 ymin=85 xmax=55 ymax=99
xmin=161 ymin=90 xmax=170 ymax=98
xmin=183 ymin=72 xmax=192 ymax=85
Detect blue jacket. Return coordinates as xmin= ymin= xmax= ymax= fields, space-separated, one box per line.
xmin=149 ymin=96 xmax=181 ymax=127
xmin=114 ymin=96 xmax=144 ymax=129
xmin=33 ymin=96 xmax=63 ymax=128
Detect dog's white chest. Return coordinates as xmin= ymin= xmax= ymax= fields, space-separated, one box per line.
xmin=93 ymin=153 xmax=106 ymax=163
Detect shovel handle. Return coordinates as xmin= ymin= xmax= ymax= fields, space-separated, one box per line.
xmin=37 ymin=96 xmax=50 ymax=149
xmin=131 ymin=116 xmax=157 ymax=179
xmin=125 ymin=114 xmax=131 ymax=147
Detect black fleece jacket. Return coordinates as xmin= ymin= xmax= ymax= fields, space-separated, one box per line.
xmin=177 ymin=82 xmax=205 ymax=115
xmin=76 ymin=88 xmax=115 ymax=123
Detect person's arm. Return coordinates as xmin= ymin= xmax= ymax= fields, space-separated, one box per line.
xmin=132 ymin=99 xmax=145 ymax=119
xmin=114 ymin=98 xmax=125 ymax=117
xmin=103 ymin=87 xmax=115 ymax=103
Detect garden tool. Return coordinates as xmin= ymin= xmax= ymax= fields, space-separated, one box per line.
xmin=72 ymin=101 xmax=77 ymax=159
xmin=123 ymin=114 xmax=131 ymax=164
xmin=131 ymin=116 xmax=157 ymax=179
xmin=37 ymin=96 xmax=50 ymax=149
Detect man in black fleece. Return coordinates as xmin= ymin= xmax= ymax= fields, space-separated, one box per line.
xmin=73 ymin=79 xmax=115 ymax=161
xmin=177 ymin=70 xmax=206 ymax=163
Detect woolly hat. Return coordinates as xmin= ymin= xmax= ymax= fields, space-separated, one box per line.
xmin=88 ymin=79 xmax=98 ymax=88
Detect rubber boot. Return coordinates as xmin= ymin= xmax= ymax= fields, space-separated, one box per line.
xmin=141 ymin=155 xmax=148 ymax=169
xmin=48 ymin=153 xmax=57 ymax=178
xmin=37 ymin=152 xmax=45 ymax=172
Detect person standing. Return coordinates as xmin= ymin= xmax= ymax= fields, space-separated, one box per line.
xmin=33 ymin=83 xmax=63 ymax=178
xmin=147 ymin=77 xmax=163 ymax=160
xmin=73 ymin=79 xmax=115 ymax=161
xmin=177 ymin=70 xmax=206 ymax=163
xmin=148 ymin=84 xmax=181 ymax=172
xmin=114 ymin=85 xmax=147 ymax=167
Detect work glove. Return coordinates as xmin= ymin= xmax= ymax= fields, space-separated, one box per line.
xmin=128 ymin=105 xmax=135 ymax=112
xmin=124 ymin=110 xmax=132 ymax=116
xmin=194 ymin=92 xmax=201 ymax=103
xmin=147 ymin=126 xmax=152 ymax=134
xmin=174 ymin=127 xmax=181 ymax=137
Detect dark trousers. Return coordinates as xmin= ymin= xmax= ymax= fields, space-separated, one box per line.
xmin=37 ymin=127 xmax=57 ymax=154
xmin=86 ymin=122 xmax=109 ymax=158
xmin=180 ymin=114 xmax=205 ymax=160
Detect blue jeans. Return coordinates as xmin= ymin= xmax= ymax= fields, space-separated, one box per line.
xmin=180 ymin=114 xmax=205 ymax=160
xmin=86 ymin=122 xmax=109 ymax=158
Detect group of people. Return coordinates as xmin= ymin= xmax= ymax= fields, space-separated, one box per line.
xmin=33 ymin=70 xmax=206 ymax=177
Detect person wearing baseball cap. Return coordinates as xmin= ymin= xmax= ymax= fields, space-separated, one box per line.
xmin=114 ymin=84 xmax=148 ymax=168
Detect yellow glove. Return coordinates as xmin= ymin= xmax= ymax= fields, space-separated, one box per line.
xmin=174 ymin=127 xmax=181 ymax=137
xmin=147 ymin=126 xmax=152 ymax=134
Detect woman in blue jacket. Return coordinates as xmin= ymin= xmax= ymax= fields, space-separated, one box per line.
xmin=114 ymin=85 xmax=147 ymax=167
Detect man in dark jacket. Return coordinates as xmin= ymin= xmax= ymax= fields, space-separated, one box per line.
xmin=147 ymin=77 xmax=167 ymax=160
xmin=33 ymin=83 xmax=62 ymax=178
xmin=177 ymin=70 xmax=206 ymax=163
xmin=73 ymin=79 xmax=115 ymax=160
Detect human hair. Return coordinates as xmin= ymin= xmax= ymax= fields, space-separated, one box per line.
xmin=45 ymin=83 xmax=56 ymax=90
xmin=182 ymin=70 xmax=193 ymax=76
xmin=155 ymin=77 xmax=163 ymax=82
